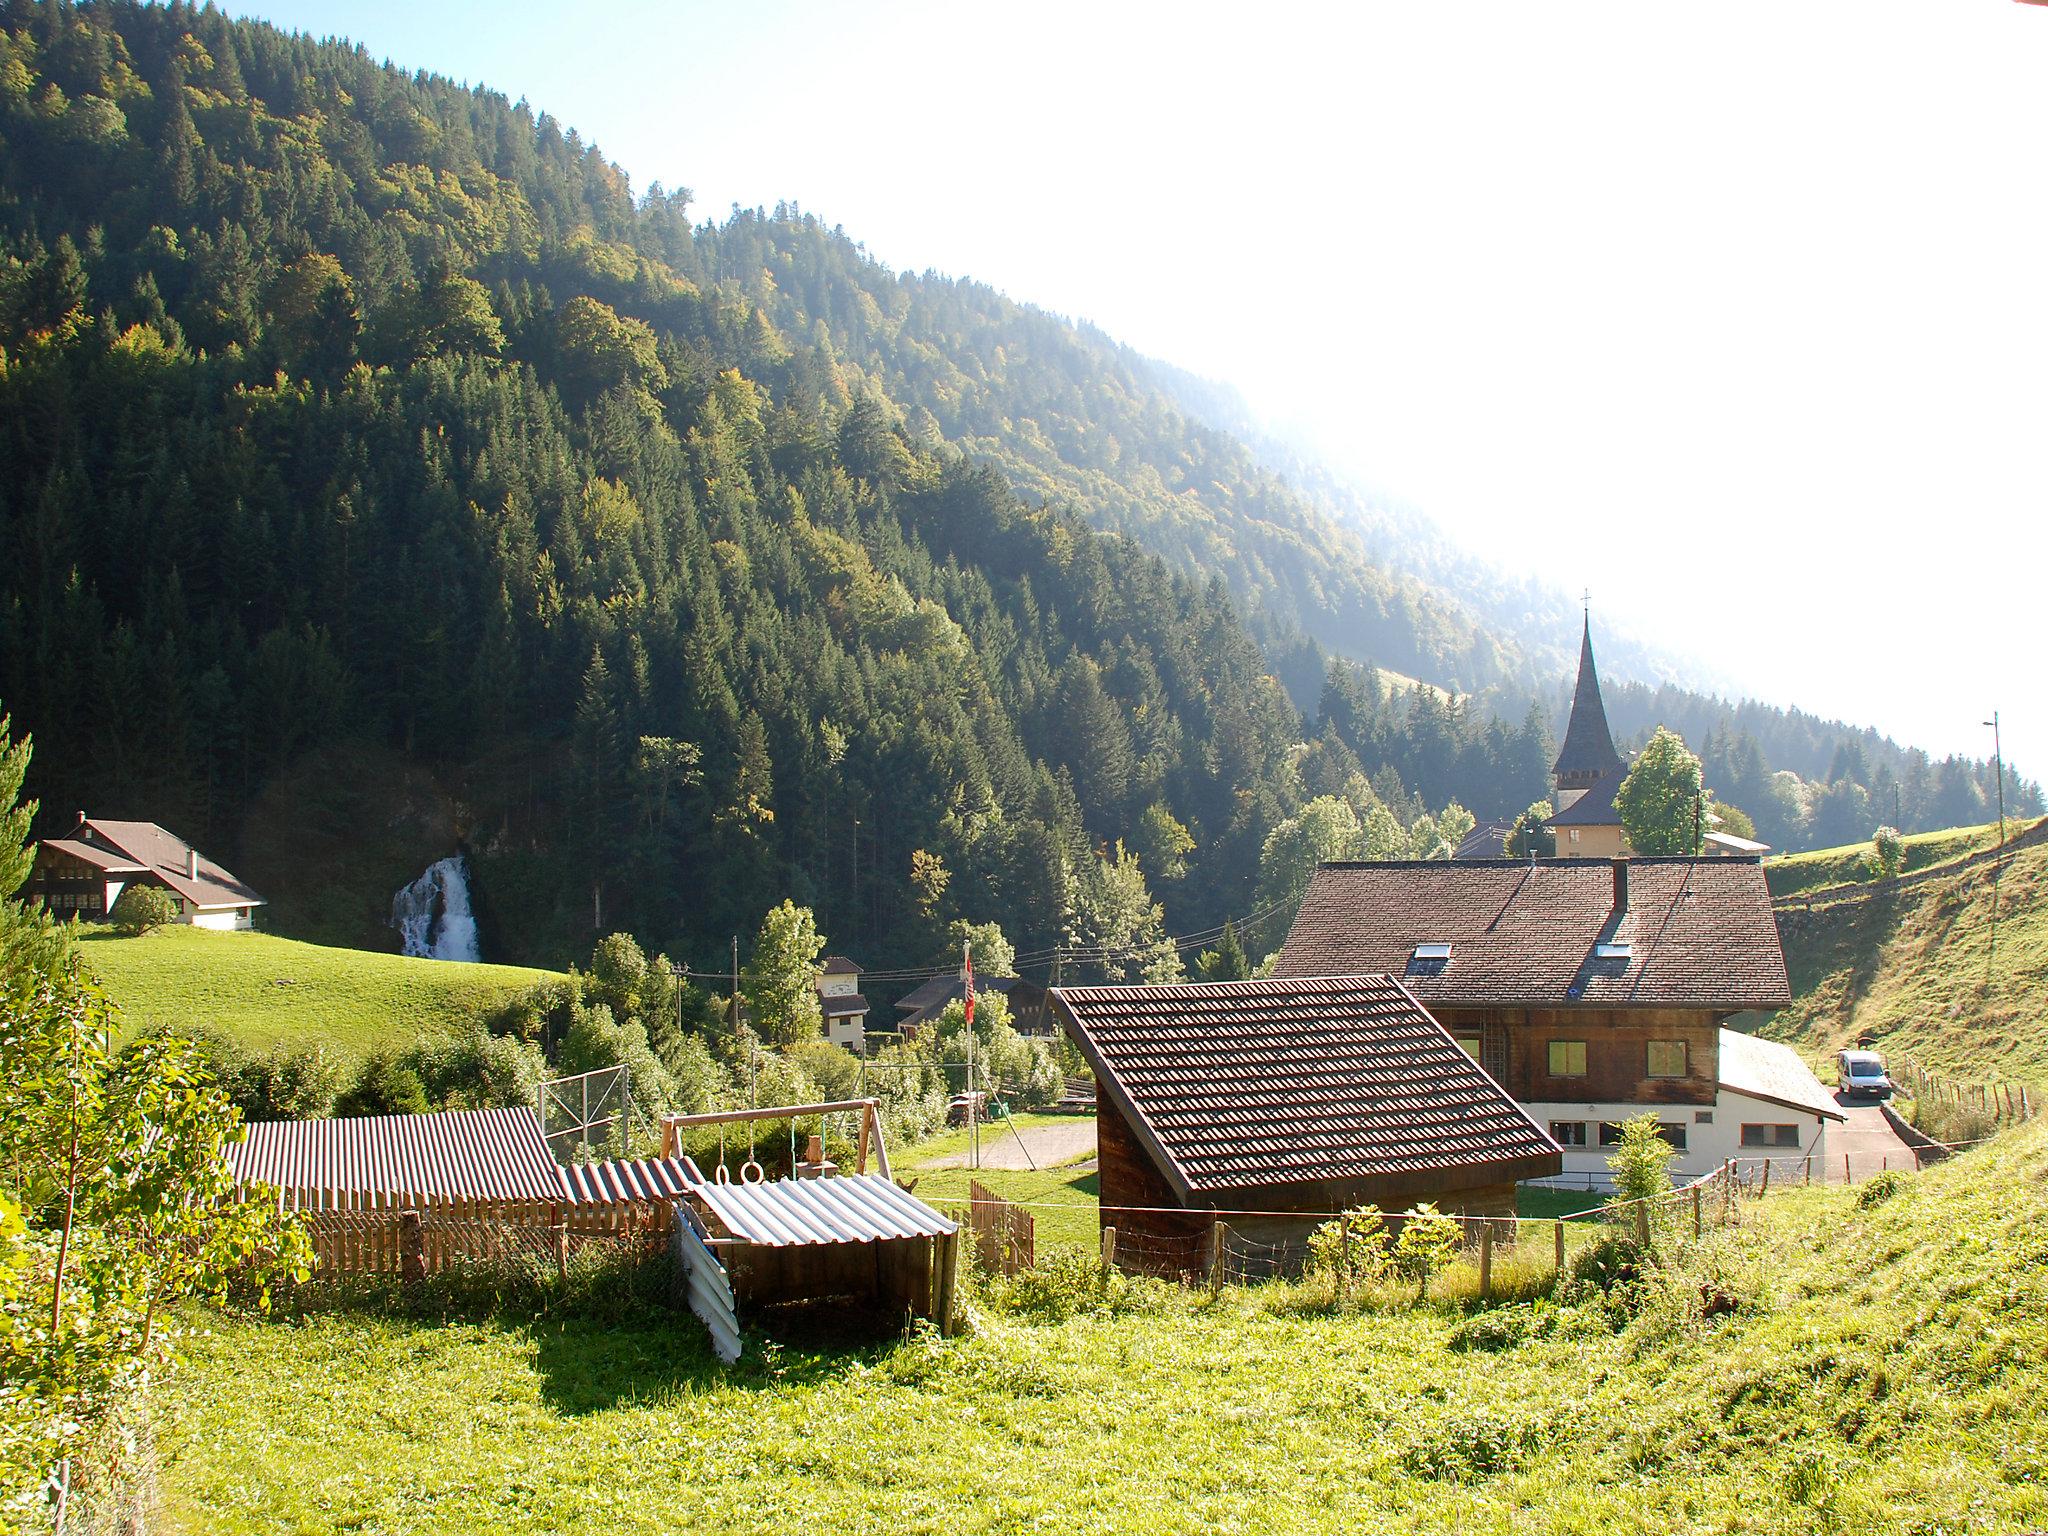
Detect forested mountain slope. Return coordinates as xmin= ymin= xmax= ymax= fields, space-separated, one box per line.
xmin=0 ymin=0 xmax=1321 ymax=968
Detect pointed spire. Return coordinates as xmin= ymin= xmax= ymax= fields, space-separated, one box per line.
xmin=1553 ymin=614 xmax=1623 ymax=785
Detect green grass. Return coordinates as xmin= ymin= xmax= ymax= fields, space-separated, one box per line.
xmin=1765 ymin=818 xmax=2033 ymax=898
xmin=79 ymin=925 xmax=557 ymax=1058
xmin=153 ymin=1120 xmax=2048 ymax=1533
xmin=1757 ymin=835 xmax=2048 ymax=1084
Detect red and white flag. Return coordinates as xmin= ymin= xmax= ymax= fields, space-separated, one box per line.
xmin=962 ymin=945 xmax=976 ymax=1026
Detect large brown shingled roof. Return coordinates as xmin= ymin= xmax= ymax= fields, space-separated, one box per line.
xmin=1049 ymin=976 xmax=1560 ymax=1200
xmin=1274 ymin=858 xmax=1791 ymax=1011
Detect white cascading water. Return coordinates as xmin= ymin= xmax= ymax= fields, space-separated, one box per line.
xmin=391 ymin=854 xmax=481 ymax=962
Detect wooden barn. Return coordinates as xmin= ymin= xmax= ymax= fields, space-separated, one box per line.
xmin=1049 ymin=976 xmax=1562 ymax=1272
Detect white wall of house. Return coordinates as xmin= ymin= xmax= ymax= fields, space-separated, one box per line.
xmin=1525 ymin=1090 xmax=1831 ymax=1191
xmin=821 ymin=975 xmax=859 ymax=997
xmin=825 ymin=1016 xmax=865 ymax=1051
xmin=187 ymin=906 xmax=255 ymax=932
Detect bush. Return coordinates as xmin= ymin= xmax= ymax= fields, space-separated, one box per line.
xmin=108 ymin=883 xmax=178 ymax=934
xmin=1392 ymin=1203 xmax=1462 ymax=1299
xmin=336 ymin=1052 xmax=431 ymax=1116
xmin=248 ymin=1042 xmax=344 ymax=1119
xmin=1306 ymin=1204 xmax=1389 ymax=1291
xmin=1858 ymin=1170 xmax=1908 ymax=1209
xmin=1867 ymin=825 xmax=1906 ymax=881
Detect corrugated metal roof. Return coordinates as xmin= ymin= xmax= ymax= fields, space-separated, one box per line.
xmin=230 ymin=1105 xmax=567 ymax=1202
xmin=694 ymin=1174 xmax=956 ymax=1246
xmin=561 ymin=1155 xmax=702 ymax=1204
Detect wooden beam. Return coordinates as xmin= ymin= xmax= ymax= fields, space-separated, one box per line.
xmin=663 ymin=1098 xmax=882 ymax=1130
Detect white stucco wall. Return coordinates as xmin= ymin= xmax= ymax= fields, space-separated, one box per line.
xmin=1526 ymin=1089 xmax=1831 ymax=1191
xmin=187 ymin=906 xmax=255 ymax=932
xmin=821 ymin=976 xmax=858 ymax=997
xmin=825 ymin=1016 xmax=865 ymax=1051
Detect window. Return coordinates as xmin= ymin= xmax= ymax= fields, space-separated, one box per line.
xmin=1547 ymin=1040 xmax=1588 ymax=1077
xmin=1741 ymin=1123 xmax=1800 ymax=1148
xmin=1568 ymin=828 xmax=1580 ymax=843
xmin=1656 ymin=1123 xmax=1687 ymax=1151
xmin=1646 ymin=1040 xmax=1688 ymax=1078
xmin=1454 ymin=1036 xmax=1482 ymax=1062
xmin=1597 ymin=1121 xmax=1625 ymax=1146
xmin=1549 ymin=1120 xmax=1588 ymax=1146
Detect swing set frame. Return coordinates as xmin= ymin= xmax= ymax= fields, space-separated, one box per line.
xmin=659 ymin=1097 xmax=894 ymax=1183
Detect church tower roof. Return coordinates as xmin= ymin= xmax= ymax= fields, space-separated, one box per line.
xmin=1552 ymin=615 xmax=1624 ymax=785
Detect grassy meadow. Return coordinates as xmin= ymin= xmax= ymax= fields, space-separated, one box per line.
xmin=1760 ymin=835 xmax=2048 ymax=1084
xmin=153 ymin=1118 xmax=2048 ymax=1534
xmin=79 ymin=925 xmax=557 ymax=1058
xmin=1765 ymin=818 xmax=2035 ymax=898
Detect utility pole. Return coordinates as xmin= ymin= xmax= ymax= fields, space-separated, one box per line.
xmin=963 ymin=939 xmax=978 ymax=1171
xmin=1984 ymin=712 xmax=2006 ymax=847
xmin=730 ymin=934 xmax=740 ymax=1035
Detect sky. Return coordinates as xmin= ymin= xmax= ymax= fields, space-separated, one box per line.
xmin=222 ymin=0 xmax=2047 ymax=780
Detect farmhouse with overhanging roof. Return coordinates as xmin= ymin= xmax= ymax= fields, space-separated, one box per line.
xmin=30 ymin=814 xmax=265 ymax=930
xmin=1274 ymin=856 xmax=1838 ymax=1189
xmin=1050 ymin=975 xmax=1562 ymax=1269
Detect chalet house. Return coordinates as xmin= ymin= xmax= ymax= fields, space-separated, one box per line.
xmin=1275 ymin=857 xmax=1835 ymax=1188
xmin=1050 ymin=975 xmax=1562 ymax=1267
xmin=1544 ymin=617 xmax=1630 ymax=858
xmin=31 ymin=815 xmax=264 ymax=931
xmin=893 ymin=972 xmax=1049 ymax=1036
xmin=816 ymin=955 xmax=870 ymax=1051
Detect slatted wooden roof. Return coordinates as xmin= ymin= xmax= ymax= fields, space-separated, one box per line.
xmin=1050 ymin=976 xmax=1560 ymax=1201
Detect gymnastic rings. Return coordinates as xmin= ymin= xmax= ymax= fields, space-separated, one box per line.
xmin=713 ymin=1162 xmax=731 ymax=1185
xmin=739 ymin=1159 xmax=767 ymax=1185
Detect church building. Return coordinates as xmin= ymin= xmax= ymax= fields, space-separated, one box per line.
xmin=1544 ymin=617 xmax=1630 ymax=857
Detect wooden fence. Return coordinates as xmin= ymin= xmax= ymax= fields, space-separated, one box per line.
xmin=1895 ymin=1059 xmax=2037 ymax=1127
xmin=297 ymin=1198 xmax=671 ymax=1281
xmin=961 ymin=1181 xmax=1035 ymax=1276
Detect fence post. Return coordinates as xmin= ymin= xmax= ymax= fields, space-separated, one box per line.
xmin=1553 ymin=1218 xmax=1565 ymax=1277
xmin=400 ymin=1210 xmax=424 ymax=1286
xmin=1633 ymin=1198 xmax=1649 ymax=1247
xmin=1478 ymin=1223 xmax=1493 ymax=1300
xmin=1208 ymin=1220 xmax=1230 ymax=1295
xmin=1692 ymin=1183 xmax=1703 ymax=1240
xmin=1100 ymin=1224 xmax=1117 ymax=1277
xmin=553 ymin=1220 xmax=569 ymax=1282
xmin=1759 ymin=1160 xmax=1771 ymax=1198
xmin=936 ymin=1229 xmax=960 ymax=1337
xmin=1843 ymin=1152 xmax=1851 ymax=1186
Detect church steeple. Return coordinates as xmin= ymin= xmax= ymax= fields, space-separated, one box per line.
xmin=1552 ymin=613 xmax=1623 ymax=804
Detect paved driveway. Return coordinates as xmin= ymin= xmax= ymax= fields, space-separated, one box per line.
xmin=1831 ymin=1094 xmax=1922 ymax=1182
xmin=919 ymin=1119 xmax=1096 ymax=1172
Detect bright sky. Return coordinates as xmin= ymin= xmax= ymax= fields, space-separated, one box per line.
xmin=223 ymin=0 xmax=2046 ymax=779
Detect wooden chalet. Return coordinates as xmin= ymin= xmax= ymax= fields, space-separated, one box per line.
xmin=1274 ymin=856 xmax=1829 ymax=1186
xmin=1049 ymin=976 xmax=1562 ymax=1270
xmin=32 ymin=814 xmax=264 ymax=929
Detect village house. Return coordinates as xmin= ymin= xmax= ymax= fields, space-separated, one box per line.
xmin=893 ymin=971 xmax=1049 ymax=1036
xmin=1050 ymin=975 xmax=1562 ymax=1269
xmin=30 ymin=814 xmax=265 ymax=930
xmin=1274 ymin=856 xmax=1837 ymax=1188
xmin=816 ymin=955 xmax=870 ymax=1051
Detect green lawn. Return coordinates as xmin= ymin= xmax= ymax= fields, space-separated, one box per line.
xmin=1765 ymin=818 xmax=2034 ymax=898
xmin=154 ymin=1120 xmax=2048 ymax=1533
xmin=79 ymin=924 xmax=557 ymax=1058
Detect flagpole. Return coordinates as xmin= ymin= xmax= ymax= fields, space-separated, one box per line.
xmin=964 ymin=940 xmax=978 ymax=1171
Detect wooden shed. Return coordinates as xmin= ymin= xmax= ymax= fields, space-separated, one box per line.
xmin=1050 ymin=976 xmax=1562 ymax=1273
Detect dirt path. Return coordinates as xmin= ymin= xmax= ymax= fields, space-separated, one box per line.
xmin=919 ymin=1119 xmax=1096 ymax=1171
xmin=1832 ymin=1096 xmax=1921 ymax=1181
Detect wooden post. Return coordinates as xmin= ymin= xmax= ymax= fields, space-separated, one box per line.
xmin=1759 ymin=1160 xmax=1771 ymax=1198
xmin=1340 ymin=1215 xmax=1354 ymax=1297
xmin=553 ymin=1220 xmax=569 ymax=1282
xmin=400 ymin=1210 xmax=424 ymax=1286
xmin=856 ymin=1105 xmax=872 ymax=1175
xmin=1553 ymin=1218 xmax=1565 ymax=1277
xmin=1843 ymin=1152 xmax=1852 ymax=1186
xmin=935 ymin=1230 xmax=960 ymax=1336
xmin=1478 ymin=1223 xmax=1493 ymax=1300
xmin=1633 ymin=1198 xmax=1649 ymax=1247
xmin=1100 ymin=1225 xmax=1117 ymax=1276
xmin=1804 ymin=1154 xmax=1811 ymax=1186
xmin=868 ymin=1104 xmax=893 ymax=1182
xmin=1692 ymin=1183 xmax=1703 ymax=1240
xmin=1208 ymin=1220 xmax=1230 ymax=1294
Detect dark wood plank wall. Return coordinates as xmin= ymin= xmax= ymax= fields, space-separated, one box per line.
xmin=1436 ymin=1007 xmax=1725 ymax=1105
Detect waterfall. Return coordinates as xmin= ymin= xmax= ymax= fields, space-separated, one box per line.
xmin=391 ymin=854 xmax=482 ymax=962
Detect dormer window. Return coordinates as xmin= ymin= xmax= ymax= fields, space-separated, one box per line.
xmin=1593 ymin=941 xmax=1632 ymax=962
xmin=1407 ymin=942 xmax=1451 ymax=976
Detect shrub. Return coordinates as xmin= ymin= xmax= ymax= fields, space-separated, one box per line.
xmin=336 ymin=1052 xmax=431 ymax=1116
xmin=1400 ymin=1409 xmax=1549 ymax=1480
xmin=249 ymin=1041 xmax=344 ymax=1119
xmin=108 ymin=883 xmax=178 ymax=934
xmin=1393 ymin=1203 xmax=1462 ymax=1299
xmin=1858 ymin=1170 xmax=1908 ymax=1209
xmin=1306 ymin=1204 xmax=1389 ymax=1292
xmin=1866 ymin=825 xmax=1906 ymax=881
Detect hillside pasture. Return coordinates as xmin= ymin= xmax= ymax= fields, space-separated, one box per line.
xmin=80 ymin=925 xmax=556 ymax=1058
xmin=1765 ymin=818 xmax=2032 ymax=898
xmin=154 ymin=1120 xmax=2048 ymax=1534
